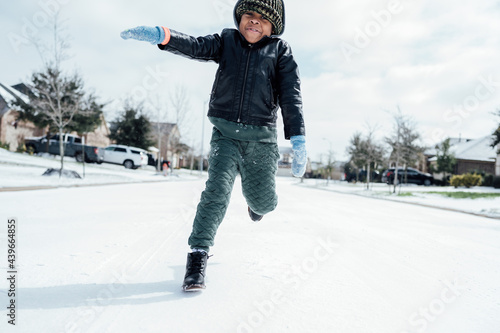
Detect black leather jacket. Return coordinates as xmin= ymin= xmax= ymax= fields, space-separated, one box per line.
xmin=158 ymin=28 xmax=305 ymax=139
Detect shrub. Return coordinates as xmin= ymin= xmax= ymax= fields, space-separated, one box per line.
xmin=462 ymin=173 xmax=482 ymax=188
xmin=450 ymin=175 xmax=462 ymax=188
xmin=16 ymin=143 xmax=26 ymax=153
xmin=26 ymin=145 xmax=35 ymax=155
xmin=449 ymin=173 xmax=482 ymax=188
xmin=0 ymin=141 xmax=10 ymax=150
xmin=482 ymin=174 xmax=494 ymax=187
xmin=493 ymin=176 xmax=500 ymax=189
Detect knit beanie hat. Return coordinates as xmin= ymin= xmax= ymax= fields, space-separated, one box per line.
xmin=234 ymin=0 xmax=285 ymax=36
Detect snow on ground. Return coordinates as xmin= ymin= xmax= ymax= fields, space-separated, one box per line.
xmin=0 ymin=148 xmax=500 ymax=332
xmin=298 ymin=179 xmax=500 ymax=219
xmin=0 ymin=177 xmax=499 ymax=333
xmin=1 ymin=148 xmax=499 ymax=219
xmin=0 ymin=148 xmax=199 ymax=189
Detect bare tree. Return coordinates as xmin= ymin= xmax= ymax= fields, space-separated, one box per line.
xmin=385 ymin=107 xmax=425 ymax=192
xmin=168 ymin=86 xmax=191 ymax=168
xmin=13 ymin=14 xmax=101 ymax=175
xmin=148 ymin=94 xmax=169 ymax=171
xmin=33 ymin=69 xmax=84 ymax=172
xmin=170 ymin=86 xmax=190 ymax=128
xmin=362 ymin=129 xmax=385 ymax=189
xmin=147 ymin=86 xmax=191 ymax=170
xmin=385 ymin=109 xmax=404 ymax=193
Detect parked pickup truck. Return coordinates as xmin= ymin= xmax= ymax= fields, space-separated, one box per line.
xmin=25 ymin=134 xmax=104 ymax=163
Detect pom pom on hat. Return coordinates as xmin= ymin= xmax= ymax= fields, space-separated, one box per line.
xmin=234 ymin=0 xmax=285 ymax=36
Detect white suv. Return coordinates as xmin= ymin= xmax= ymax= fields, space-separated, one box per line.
xmin=102 ymin=144 xmax=148 ymax=169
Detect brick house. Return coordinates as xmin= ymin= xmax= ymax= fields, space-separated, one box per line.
xmin=0 ymin=82 xmax=110 ymax=151
xmin=0 ymin=83 xmax=44 ymax=151
xmin=429 ymin=136 xmax=498 ymax=176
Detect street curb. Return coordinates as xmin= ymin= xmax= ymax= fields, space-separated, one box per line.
xmin=0 ymin=173 xmax=206 ymax=192
xmin=0 ymin=180 xmax=168 ymax=192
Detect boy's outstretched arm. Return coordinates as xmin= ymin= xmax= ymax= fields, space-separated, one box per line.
xmin=120 ymin=26 xmax=169 ymax=45
xmin=121 ymin=26 xmax=222 ymax=62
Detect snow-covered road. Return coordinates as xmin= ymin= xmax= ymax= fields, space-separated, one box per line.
xmin=1 ymin=177 xmax=499 ymax=333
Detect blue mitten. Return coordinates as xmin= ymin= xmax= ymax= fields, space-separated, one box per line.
xmin=290 ymin=135 xmax=307 ymax=177
xmin=120 ymin=26 xmax=165 ymax=44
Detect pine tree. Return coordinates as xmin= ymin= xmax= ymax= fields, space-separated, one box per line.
xmin=66 ymin=94 xmax=105 ymax=135
xmin=347 ymin=131 xmax=385 ymax=188
xmin=347 ymin=132 xmax=366 ymax=183
xmin=434 ymin=138 xmax=456 ymax=184
xmin=109 ymin=102 xmax=153 ymax=149
xmin=491 ymin=109 xmax=500 ymax=153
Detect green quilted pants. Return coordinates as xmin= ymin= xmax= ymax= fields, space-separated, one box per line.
xmin=188 ymin=128 xmax=280 ymax=251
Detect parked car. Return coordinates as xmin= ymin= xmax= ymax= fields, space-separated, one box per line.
xmin=383 ymin=167 xmax=434 ymax=186
xmin=345 ymin=170 xmax=380 ymax=182
xmin=102 ymin=144 xmax=148 ymax=169
xmin=25 ymin=134 xmax=104 ymax=163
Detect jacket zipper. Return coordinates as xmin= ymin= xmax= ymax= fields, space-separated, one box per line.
xmin=237 ymin=44 xmax=253 ymax=123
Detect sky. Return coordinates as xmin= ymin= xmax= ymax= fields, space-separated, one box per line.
xmin=1 ymin=0 xmax=500 ymax=162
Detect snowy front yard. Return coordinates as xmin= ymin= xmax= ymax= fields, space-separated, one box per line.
xmin=298 ymin=179 xmax=500 ymax=219
xmin=0 ymin=148 xmax=198 ymax=189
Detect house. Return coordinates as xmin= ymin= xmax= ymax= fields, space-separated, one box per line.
xmin=429 ymin=136 xmax=498 ymax=176
xmin=148 ymin=122 xmax=182 ymax=168
xmin=497 ymin=152 xmax=500 ymax=176
xmin=453 ymin=136 xmax=497 ymax=175
xmin=0 ymin=81 xmax=111 ymax=151
xmin=84 ymin=116 xmax=111 ymax=147
xmin=0 ymin=82 xmax=44 ymax=151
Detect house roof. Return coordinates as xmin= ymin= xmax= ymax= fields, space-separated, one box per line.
xmin=11 ymin=83 xmax=31 ymax=96
xmin=0 ymin=82 xmax=29 ymax=116
xmin=0 ymin=95 xmax=7 ymax=115
xmin=0 ymin=82 xmax=29 ymax=104
xmin=425 ymin=137 xmax=473 ymax=156
xmin=452 ymin=136 xmax=497 ymax=161
xmin=429 ymin=136 xmax=497 ymax=162
xmin=0 ymin=84 xmax=13 ymax=115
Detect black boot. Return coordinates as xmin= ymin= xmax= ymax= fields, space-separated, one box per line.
xmin=182 ymin=251 xmax=209 ymax=291
xmin=248 ymin=206 xmax=263 ymax=222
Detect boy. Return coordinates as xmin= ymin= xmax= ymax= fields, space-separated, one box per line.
xmin=121 ymin=0 xmax=306 ymax=291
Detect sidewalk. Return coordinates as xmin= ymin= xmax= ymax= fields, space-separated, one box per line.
xmin=0 ymin=148 xmax=203 ymax=191
xmin=297 ymin=178 xmax=500 ymax=219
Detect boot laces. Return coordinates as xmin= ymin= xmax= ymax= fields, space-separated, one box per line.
xmin=187 ymin=253 xmax=209 ymax=276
